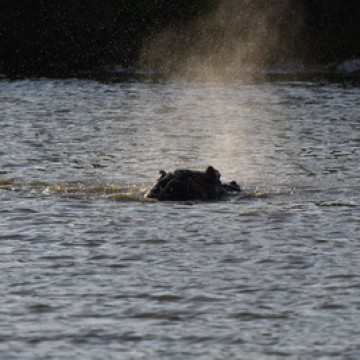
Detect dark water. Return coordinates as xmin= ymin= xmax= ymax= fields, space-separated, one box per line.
xmin=1 ymin=77 xmax=359 ymax=359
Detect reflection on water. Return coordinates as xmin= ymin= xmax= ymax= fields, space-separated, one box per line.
xmin=0 ymin=78 xmax=359 ymax=359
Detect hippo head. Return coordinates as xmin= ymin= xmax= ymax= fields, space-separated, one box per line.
xmin=146 ymin=166 xmax=240 ymax=201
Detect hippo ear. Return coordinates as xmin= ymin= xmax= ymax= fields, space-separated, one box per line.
xmin=206 ymin=166 xmax=220 ymax=180
xmin=159 ymin=170 xmax=167 ymax=179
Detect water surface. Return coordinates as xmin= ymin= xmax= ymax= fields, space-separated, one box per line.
xmin=1 ymin=77 xmax=359 ymax=359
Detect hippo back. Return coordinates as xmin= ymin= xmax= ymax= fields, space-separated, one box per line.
xmin=146 ymin=166 xmax=240 ymax=201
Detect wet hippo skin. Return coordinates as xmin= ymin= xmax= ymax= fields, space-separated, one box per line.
xmin=146 ymin=166 xmax=241 ymax=201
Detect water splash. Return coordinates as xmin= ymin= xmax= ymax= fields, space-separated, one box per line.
xmin=0 ymin=178 xmax=149 ymax=202
xmin=140 ymin=0 xmax=304 ymax=80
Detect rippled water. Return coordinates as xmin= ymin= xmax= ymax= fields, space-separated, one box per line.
xmin=1 ymin=77 xmax=359 ymax=359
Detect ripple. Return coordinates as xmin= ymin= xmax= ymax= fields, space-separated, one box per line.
xmin=316 ymin=199 xmax=359 ymax=207
xmin=1 ymin=78 xmax=359 ymax=359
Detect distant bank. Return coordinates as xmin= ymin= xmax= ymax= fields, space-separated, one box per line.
xmin=0 ymin=0 xmax=359 ymax=78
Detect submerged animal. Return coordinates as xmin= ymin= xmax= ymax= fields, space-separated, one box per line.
xmin=145 ymin=166 xmax=241 ymax=201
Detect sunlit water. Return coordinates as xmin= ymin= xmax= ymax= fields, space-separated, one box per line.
xmin=1 ymin=77 xmax=359 ymax=359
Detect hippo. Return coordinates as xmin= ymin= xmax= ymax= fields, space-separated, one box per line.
xmin=145 ymin=166 xmax=241 ymax=201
